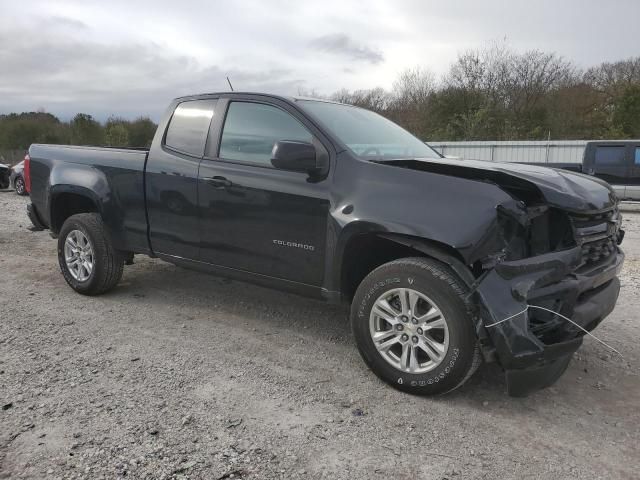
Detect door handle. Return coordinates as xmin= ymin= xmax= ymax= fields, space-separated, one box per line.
xmin=203 ymin=176 xmax=232 ymax=188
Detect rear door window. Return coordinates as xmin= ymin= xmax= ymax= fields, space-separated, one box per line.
xmin=635 ymin=147 xmax=640 ymax=165
xmin=164 ymin=100 xmax=216 ymax=156
xmin=594 ymin=146 xmax=626 ymax=166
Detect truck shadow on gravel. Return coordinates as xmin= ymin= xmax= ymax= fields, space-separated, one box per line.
xmin=120 ymin=261 xmax=637 ymax=409
xmin=116 ymin=260 xmax=512 ymax=397
xmin=118 ymin=260 xmax=354 ymax=342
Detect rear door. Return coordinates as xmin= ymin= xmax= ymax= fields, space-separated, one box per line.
xmin=146 ymin=99 xmax=217 ymax=259
xmin=588 ymin=144 xmax=629 ymax=199
xmin=197 ymin=97 xmax=330 ymax=287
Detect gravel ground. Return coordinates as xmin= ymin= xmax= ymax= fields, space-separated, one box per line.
xmin=1 ymin=191 xmax=639 ymax=479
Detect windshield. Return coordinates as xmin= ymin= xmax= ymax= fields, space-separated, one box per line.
xmin=298 ymin=100 xmax=441 ymax=160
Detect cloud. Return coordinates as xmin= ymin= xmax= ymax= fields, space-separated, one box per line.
xmin=47 ymin=15 xmax=89 ymax=30
xmin=0 ymin=29 xmax=306 ymax=120
xmin=309 ymin=34 xmax=384 ymax=64
xmin=1 ymin=0 xmax=639 ymax=120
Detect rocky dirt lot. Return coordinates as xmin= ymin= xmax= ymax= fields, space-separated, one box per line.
xmin=1 ymin=191 xmax=639 ymax=479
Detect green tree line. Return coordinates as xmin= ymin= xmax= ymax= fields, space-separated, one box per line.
xmin=0 ymin=113 xmax=157 ymax=150
xmin=309 ymin=45 xmax=640 ymax=141
xmin=1 ymin=45 xmax=639 ymax=150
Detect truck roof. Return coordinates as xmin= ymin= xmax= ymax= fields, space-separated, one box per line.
xmin=585 ymin=139 xmax=640 ymax=145
xmin=174 ymin=91 xmax=347 ymax=106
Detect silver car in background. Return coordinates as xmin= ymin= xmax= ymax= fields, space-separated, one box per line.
xmin=9 ymin=160 xmax=27 ymax=195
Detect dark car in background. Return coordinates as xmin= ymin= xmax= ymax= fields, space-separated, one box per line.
xmin=521 ymin=140 xmax=640 ymax=200
xmin=0 ymin=162 xmax=10 ymax=189
xmin=582 ymin=141 xmax=640 ymax=201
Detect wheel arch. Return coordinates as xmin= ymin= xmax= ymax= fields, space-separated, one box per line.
xmin=49 ymin=186 xmax=102 ymax=234
xmin=334 ymin=224 xmax=475 ymax=300
xmin=376 ymin=233 xmax=475 ymax=286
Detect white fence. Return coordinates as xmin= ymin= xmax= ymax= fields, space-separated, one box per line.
xmin=429 ymin=140 xmax=587 ymax=164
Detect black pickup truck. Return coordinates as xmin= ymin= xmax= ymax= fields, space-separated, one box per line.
xmin=26 ymin=92 xmax=625 ymax=396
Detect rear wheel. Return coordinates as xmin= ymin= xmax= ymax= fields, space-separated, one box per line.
xmin=14 ymin=176 xmax=27 ymax=195
xmin=58 ymin=213 xmax=124 ymax=295
xmin=351 ymin=257 xmax=481 ymax=395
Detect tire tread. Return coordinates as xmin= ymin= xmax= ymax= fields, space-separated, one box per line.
xmin=387 ymin=257 xmax=481 ymax=393
xmin=351 ymin=256 xmax=481 ymax=395
xmin=58 ymin=213 xmax=124 ymax=295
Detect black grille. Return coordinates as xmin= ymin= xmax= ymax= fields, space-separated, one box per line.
xmin=570 ymin=209 xmax=620 ymax=267
xmin=580 ymin=236 xmax=617 ymax=264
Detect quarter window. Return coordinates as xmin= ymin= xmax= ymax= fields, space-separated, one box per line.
xmin=635 ymin=147 xmax=640 ymax=165
xmin=219 ymin=102 xmax=312 ymax=166
xmin=594 ymin=146 xmax=626 ymax=166
xmin=165 ymin=100 xmax=216 ymax=156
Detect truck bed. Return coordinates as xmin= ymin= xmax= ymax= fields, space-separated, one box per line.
xmin=28 ymin=144 xmax=150 ymax=253
xmin=29 ymin=144 xmax=148 ymax=167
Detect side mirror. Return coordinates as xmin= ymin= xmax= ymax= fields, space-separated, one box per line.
xmin=271 ymin=140 xmax=327 ymax=177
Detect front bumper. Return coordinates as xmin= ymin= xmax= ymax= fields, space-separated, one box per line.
xmin=476 ymin=247 xmax=624 ymax=396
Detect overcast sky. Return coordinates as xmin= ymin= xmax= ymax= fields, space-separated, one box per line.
xmin=1 ymin=0 xmax=638 ymax=120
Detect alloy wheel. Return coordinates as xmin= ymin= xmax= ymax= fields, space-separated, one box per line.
xmin=15 ymin=177 xmax=25 ymax=195
xmin=64 ymin=230 xmax=94 ymax=282
xmin=369 ymin=287 xmax=450 ymax=374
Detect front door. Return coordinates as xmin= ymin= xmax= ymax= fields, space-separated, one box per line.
xmin=197 ymin=99 xmax=330 ymax=287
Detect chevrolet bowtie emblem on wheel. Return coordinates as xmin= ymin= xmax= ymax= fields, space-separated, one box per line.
xmin=272 ymin=239 xmax=315 ymax=251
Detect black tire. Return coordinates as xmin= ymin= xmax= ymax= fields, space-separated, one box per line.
xmin=351 ymin=257 xmax=481 ymax=395
xmin=14 ymin=176 xmax=27 ymax=195
xmin=57 ymin=213 xmax=124 ymax=295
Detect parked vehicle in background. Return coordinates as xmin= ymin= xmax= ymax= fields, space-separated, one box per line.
xmin=581 ymin=141 xmax=640 ymax=201
xmin=431 ymin=140 xmax=640 ymax=200
xmin=522 ymin=141 xmax=640 ymax=200
xmin=10 ymin=159 xmax=27 ymax=195
xmin=0 ymin=162 xmax=10 ymax=189
xmin=25 ymin=92 xmax=625 ymax=397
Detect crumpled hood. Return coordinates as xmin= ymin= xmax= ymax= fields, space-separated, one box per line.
xmin=386 ymin=157 xmax=617 ymax=212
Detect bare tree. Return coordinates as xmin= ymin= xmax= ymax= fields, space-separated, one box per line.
xmin=441 ymin=44 xmax=580 ymax=138
xmin=329 ymin=88 xmax=390 ymax=112
xmin=296 ymin=86 xmax=325 ymax=99
xmin=391 ymin=67 xmax=435 ymax=108
xmin=585 ymin=57 xmax=640 ymax=100
xmin=507 ymin=50 xmax=578 ymax=114
xmin=447 ymin=42 xmax=512 ymax=98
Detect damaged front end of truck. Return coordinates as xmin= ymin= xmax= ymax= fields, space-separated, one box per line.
xmin=475 ymin=199 xmax=624 ymax=396
xmin=384 ymin=159 xmax=626 ymax=396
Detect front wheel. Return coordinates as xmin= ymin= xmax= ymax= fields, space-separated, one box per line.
xmin=58 ymin=213 xmax=124 ymax=295
xmin=351 ymin=257 xmax=481 ymax=395
xmin=14 ymin=176 xmax=27 ymax=195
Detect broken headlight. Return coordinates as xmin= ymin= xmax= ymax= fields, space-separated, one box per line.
xmin=495 ymin=204 xmax=575 ymax=263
